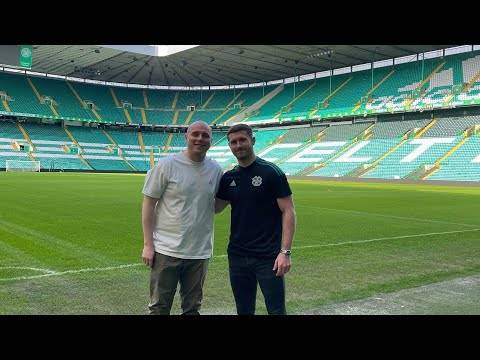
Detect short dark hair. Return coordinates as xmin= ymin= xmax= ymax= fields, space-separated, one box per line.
xmin=227 ymin=124 xmax=253 ymax=140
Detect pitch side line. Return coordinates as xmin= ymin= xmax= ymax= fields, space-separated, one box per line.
xmin=2 ymin=228 xmax=479 ymax=282
xmin=296 ymin=205 xmax=480 ymax=228
xmin=290 ymin=228 xmax=480 ymax=250
xmin=0 ymin=266 xmax=57 ymax=274
xmin=0 ymin=263 xmax=141 ymax=282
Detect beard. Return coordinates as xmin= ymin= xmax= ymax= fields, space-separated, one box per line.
xmin=233 ymin=149 xmax=252 ymax=160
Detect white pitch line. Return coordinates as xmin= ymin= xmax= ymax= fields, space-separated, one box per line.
xmin=213 ymin=228 xmax=480 ymax=256
xmin=296 ymin=205 xmax=480 ymax=228
xmin=0 ymin=263 xmax=142 ymax=282
xmin=1 ymin=228 xmax=479 ymax=282
xmin=0 ymin=266 xmax=57 ymax=274
xmin=290 ymin=228 xmax=480 ymax=250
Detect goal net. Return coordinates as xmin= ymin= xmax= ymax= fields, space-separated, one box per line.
xmin=5 ymin=160 xmax=41 ymax=172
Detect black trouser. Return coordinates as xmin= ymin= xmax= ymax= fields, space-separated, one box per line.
xmin=228 ymin=254 xmax=286 ymax=315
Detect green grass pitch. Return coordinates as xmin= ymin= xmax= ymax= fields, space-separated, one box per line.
xmin=0 ymin=172 xmax=479 ymax=314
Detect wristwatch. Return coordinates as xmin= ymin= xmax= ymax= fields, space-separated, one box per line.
xmin=280 ymin=249 xmax=291 ymax=256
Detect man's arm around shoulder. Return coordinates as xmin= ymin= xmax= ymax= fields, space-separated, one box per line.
xmin=214 ymin=170 xmax=230 ymax=214
xmin=215 ymin=198 xmax=230 ymax=214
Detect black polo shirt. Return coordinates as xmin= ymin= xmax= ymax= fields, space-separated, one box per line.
xmin=216 ymin=157 xmax=292 ymax=258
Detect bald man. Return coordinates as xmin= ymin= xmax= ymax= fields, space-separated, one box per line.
xmin=141 ymin=121 xmax=223 ymax=315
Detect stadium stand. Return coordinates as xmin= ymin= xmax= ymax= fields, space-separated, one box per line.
xmin=2 ymin=48 xmax=480 ymax=180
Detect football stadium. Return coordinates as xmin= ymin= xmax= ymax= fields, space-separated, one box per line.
xmin=0 ymin=45 xmax=479 ymax=314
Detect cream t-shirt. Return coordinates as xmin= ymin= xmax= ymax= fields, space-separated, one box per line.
xmin=142 ymin=152 xmax=223 ymax=259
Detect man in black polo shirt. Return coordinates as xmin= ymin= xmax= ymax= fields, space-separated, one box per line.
xmin=216 ymin=124 xmax=296 ymax=315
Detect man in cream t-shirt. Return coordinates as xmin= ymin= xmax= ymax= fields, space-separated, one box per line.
xmin=141 ymin=121 xmax=223 ymax=315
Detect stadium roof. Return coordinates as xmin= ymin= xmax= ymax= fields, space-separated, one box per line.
xmin=28 ymin=45 xmax=458 ymax=87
